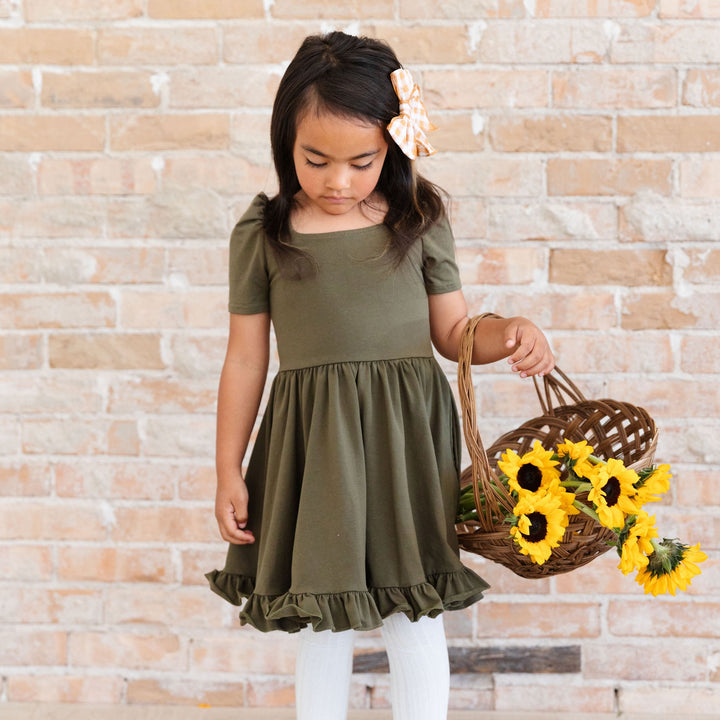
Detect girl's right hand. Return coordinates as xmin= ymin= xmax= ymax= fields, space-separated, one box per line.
xmin=215 ymin=475 xmax=255 ymax=545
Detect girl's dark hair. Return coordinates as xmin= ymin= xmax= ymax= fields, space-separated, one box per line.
xmin=263 ymin=31 xmax=445 ymax=276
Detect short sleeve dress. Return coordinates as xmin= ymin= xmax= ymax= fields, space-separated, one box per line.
xmin=206 ymin=193 xmax=489 ymax=633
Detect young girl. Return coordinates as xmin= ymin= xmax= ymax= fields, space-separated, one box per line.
xmin=207 ymin=31 xmax=554 ymax=720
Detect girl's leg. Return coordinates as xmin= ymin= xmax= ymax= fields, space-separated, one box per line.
xmin=380 ymin=612 xmax=450 ymax=720
xmin=295 ymin=625 xmax=355 ymax=720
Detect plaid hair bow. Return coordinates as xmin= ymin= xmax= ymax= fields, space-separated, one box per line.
xmin=387 ymin=68 xmax=436 ymax=160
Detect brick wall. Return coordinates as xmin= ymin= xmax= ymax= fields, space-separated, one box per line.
xmin=1 ymin=0 xmax=719 ymax=714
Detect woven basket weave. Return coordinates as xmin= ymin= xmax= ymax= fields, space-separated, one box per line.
xmin=455 ymin=315 xmax=659 ymax=579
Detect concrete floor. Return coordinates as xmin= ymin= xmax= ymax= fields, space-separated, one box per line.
xmin=2 ymin=705 xmax=718 ymax=720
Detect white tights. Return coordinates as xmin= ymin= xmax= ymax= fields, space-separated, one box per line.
xmin=295 ymin=612 xmax=450 ymax=720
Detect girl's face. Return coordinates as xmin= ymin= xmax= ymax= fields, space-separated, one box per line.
xmin=292 ymin=110 xmax=388 ymax=221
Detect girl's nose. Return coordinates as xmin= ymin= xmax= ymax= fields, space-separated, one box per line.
xmin=326 ymin=165 xmax=350 ymax=191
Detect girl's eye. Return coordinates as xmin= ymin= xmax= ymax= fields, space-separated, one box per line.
xmin=305 ymin=159 xmax=326 ymax=168
xmin=353 ymin=162 xmax=373 ymax=171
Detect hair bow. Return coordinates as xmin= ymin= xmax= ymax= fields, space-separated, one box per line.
xmin=387 ymin=68 xmax=436 ymax=160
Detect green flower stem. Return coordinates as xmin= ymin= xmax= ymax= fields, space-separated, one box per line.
xmin=573 ymin=499 xmax=601 ymax=524
xmin=561 ymin=480 xmax=592 ymax=492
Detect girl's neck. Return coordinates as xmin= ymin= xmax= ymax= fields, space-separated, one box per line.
xmin=291 ymin=191 xmax=387 ymax=234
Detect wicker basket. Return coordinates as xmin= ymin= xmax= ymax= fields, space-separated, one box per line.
xmin=455 ymin=315 xmax=659 ymax=579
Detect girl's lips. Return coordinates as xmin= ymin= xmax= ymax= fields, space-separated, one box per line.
xmin=323 ymin=196 xmax=350 ymax=203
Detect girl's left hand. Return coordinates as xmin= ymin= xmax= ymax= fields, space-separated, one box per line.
xmin=504 ymin=317 xmax=555 ymax=378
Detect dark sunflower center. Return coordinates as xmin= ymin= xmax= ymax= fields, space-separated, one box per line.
xmin=604 ymin=477 xmax=621 ymax=507
xmin=523 ymin=512 xmax=548 ymax=542
xmin=517 ymin=463 xmax=543 ymax=492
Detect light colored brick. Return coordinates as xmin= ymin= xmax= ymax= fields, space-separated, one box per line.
xmin=367 ymin=24 xmax=476 ymax=64
xmin=400 ymin=0 xmax=527 ymax=18
xmin=41 ymin=71 xmax=159 ymax=109
xmin=13 ymin=197 xmax=105 ymax=238
xmin=0 ymin=630 xmax=67 ymax=666
xmin=192 ymin=632 xmax=297 ymax=674
xmin=550 ymin=248 xmax=672 ymax=286
xmin=488 ymin=201 xmax=617 ymax=242
xmin=553 ymin=552 xmax=638 ymax=594
xmin=679 ymin=158 xmax=720 ymax=198
xmin=120 ymin=289 xmax=226 ymax=330
xmin=107 ymin=193 xmax=228 ymax=239
xmin=0 ymin=462 xmax=48 ymax=496
xmin=0 ymin=375 xmax=102 ymax=413
xmin=272 ymin=0 xmax=393 ymax=18
xmin=0 ymin=28 xmax=93 ymax=64
xmin=621 ymin=291 xmax=715 ymax=330
xmin=169 ymin=67 xmax=281 ymax=109
xmin=415 ymin=112 xmax=486 ymax=153
xmin=0 ymin=417 xmax=21 ymax=455
xmin=457 ymin=246 xmax=544 ymax=285
xmin=49 ymin=333 xmax=164 ymax=370
xmin=182 ymin=548 xmax=227 ymax=585
xmin=610 ymin=600 xmax=719 ymax=637
xmin=69 ymin=631 xmax=186 ymax=671
xmin=98 ymin=28 xmax=218 ymax=65
xmin=107 ymin=377 xmax=216 ymax=413
xmin=0 ymin=157 xmax=33 ymax=195
xmin=620 ymin=687 xmax=720 ymax=716
xmin=681 ymin=334 xmax=720 ymax=373
xmin=612 ymin=22 xmax=720 ymax=63
xmin=1 ymin=587 xmax=103 ymax=624
xmin=223 ymin=22 xmax=317 ymax=64
xmin=0 ymin=334 xmax=43 ymax=369
xmin=142 ymin=415 xmax=216 ymax=458
xmin=110 ymin=114 xmax=229 ymax=152
xmin=425 ymin=155 xmax=543 ymax=197
xmin=229 ymin=113 xmax=273 ymax=165
xmin=0 ymin=248 xmax=41 ymax=280
xmin=551 ymin=332 xmax=673 ymax=373
xmin=163 ymin=157 xmax=270 ymax=196
xmin=0 ymin=70 xmax=34 ymax=108
xmin=479 ymin=20 xmax=609 ymax=63
xmin=495 ymin=680 xmax=615 ymax=714
xmin=660 ymin=0 xmax=720 ymax=17
xmin=619 ymin=115 xmax=720 ymax=152
xmin=55 ymin=461 xmax=175 ymax=500
xmin=7 ymin=674 xmax=124 ymax=704
xmin=475 ymin=601 xmax=601 ymax=638
xmin=0 ymin=544 xmax=53 ymax=580
xmin=149 ymin=0 xmax=263 ymax=17
xmin=105 ymin=585 xmax=224 ymax=627
xmin=547 ymin=158 xmax=673 ymax=196
xmin=42 ymin=247 xmax=164 ymax=285
xmin=57 ymin=546 xmax=174 ymax=583
xmin=38 ymin=158 xmax=157 ymax=196
xmin=112 ymin=506 xmax=217 ymax=543
xmin=0 ymin=292 xmax=115 ymax=329
xmin=169 ymin=334 xmax=227 ymax=379
xmin=620 ymin=195 xmax=720 ymax=242
xmin=535 ymin=0 xmax=655 ymax=16
xmin=424 ymin=69 xmax=548 ymax=110
xmin=683 ymin=69 xmax=720 ymax=107
xmin=26 ymin=0 xmax=142 ymax=20
xmin=681 ymin=247 xmax=720 ymax=284
xmin=246 ymin=677 xmax=296 ymax=708
xmin=0 ymin=501 xmax=107 ymax=540
xmin=553 ymin=68 xmax=677 ymax=108
xmin=490 ymin=114 xmax=612 ymax=152
xmin=22 ymin=418 xmax=139 ymax=456
xmin=126 ymin=678 xmax=246 ymax=706
xmin=0 ymin=116 xmax=105 ymax=152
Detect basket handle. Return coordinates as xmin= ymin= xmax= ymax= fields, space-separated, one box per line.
xmin=458 ymin=314 xmax=515 ymax=530
xmin=533 ymin=366 xmax=587 ymax=415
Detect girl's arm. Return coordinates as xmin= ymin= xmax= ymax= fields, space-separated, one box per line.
xmin=428 ymin=290 xmax=555 ymax=377
xmin=215 ymin=312 xmax=270 ymax=545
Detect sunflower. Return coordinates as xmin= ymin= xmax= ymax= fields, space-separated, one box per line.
xmin=635 ymin=540 xmax=708 ymax=596
xmin=510 ymin=492 xmax=568 ymax=565
xmin=556 ymin=438 xmax=596 ymax=479
xmin=633 ymin=464 xmax=671 ymax=506
xmin=616 ymin=511 xmax=658 ymax=575
xmin=587 ymin=458 xmax=642 ymax=529
xmin=498 ymin=441 xmax=561 ymax=497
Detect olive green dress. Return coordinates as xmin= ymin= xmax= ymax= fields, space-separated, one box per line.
xmin=206 ymin=194 xmax=489 ymax=633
